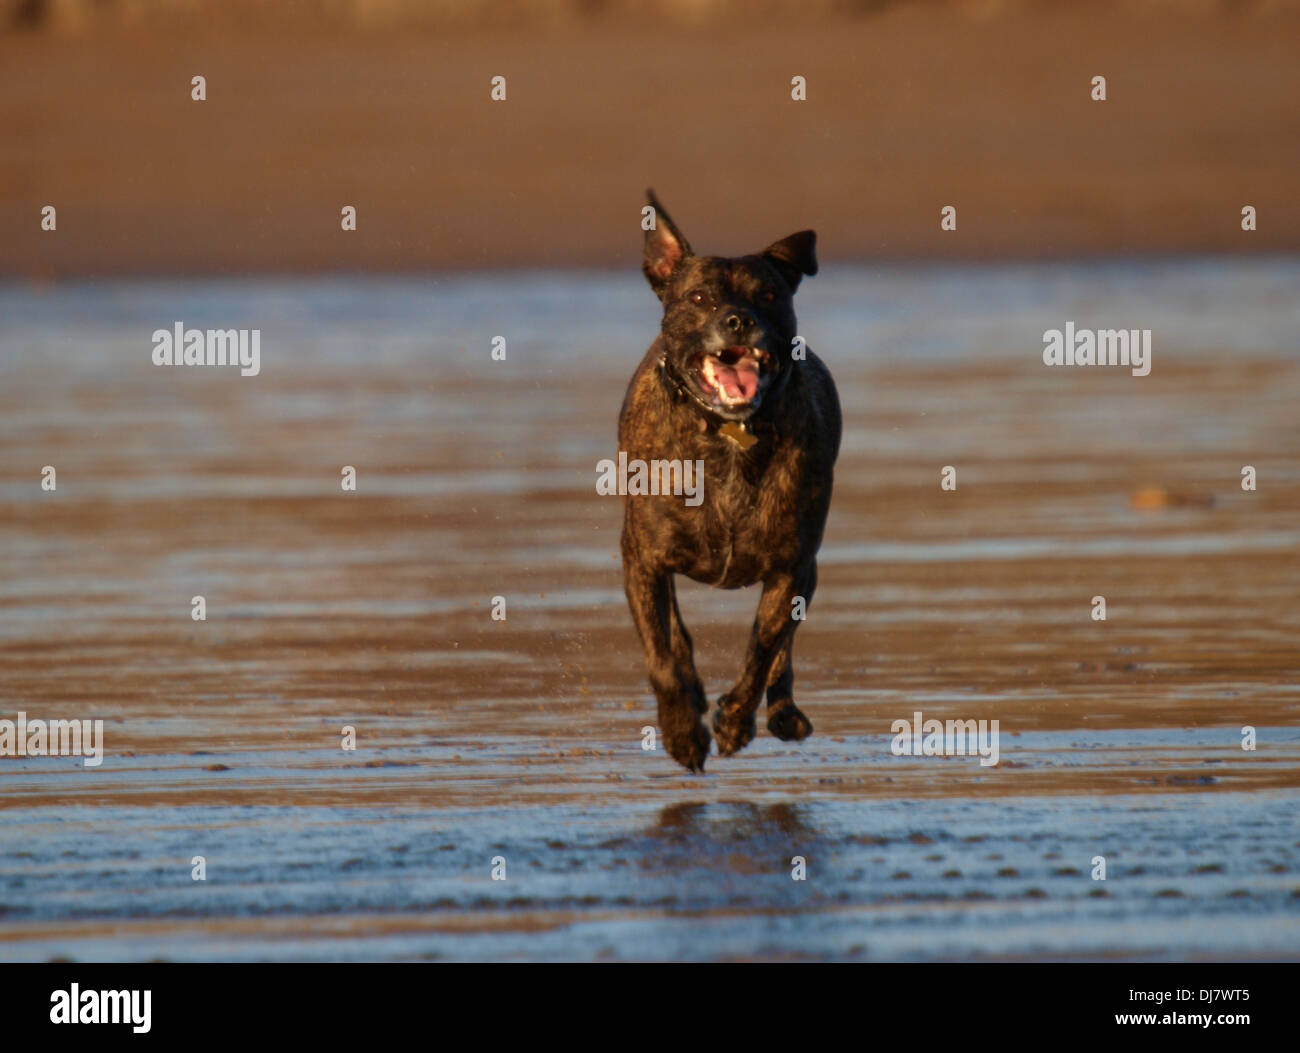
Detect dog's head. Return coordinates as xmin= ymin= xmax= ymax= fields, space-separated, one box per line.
xmin=643 ymin=190 xmax=817 ymax=422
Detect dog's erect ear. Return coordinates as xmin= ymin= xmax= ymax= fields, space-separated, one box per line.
xmin=643 ymin=189 xmax=693 ymax=298
xmin=761 ymin=230 xmax=818 ymax=293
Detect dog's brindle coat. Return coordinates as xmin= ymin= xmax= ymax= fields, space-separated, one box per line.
xmin=619 ymin=192 xmax=841 ymax=772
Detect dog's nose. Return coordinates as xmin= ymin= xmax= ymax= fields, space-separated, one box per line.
xmin=724 ymin=311 xmax=753 ymax=335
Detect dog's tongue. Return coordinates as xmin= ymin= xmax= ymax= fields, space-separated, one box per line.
xmin=712 ymin=359 xmax=759 ymax=400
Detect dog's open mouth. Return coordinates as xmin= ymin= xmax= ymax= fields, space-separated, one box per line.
xmin=691 ymin=346 xmax=767 ymax=409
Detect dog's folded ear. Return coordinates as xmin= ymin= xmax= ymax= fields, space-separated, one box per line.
xmin=761 ymin=230 xmax=818 ymax=292
xmin=643 ymin=189 xmax=693 ymax=299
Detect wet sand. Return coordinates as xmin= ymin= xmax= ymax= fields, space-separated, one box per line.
xmin=2 ymin=4 xmax=1300 ymax=276
xmin=1 ymin=261 xmax=1298 ymax=959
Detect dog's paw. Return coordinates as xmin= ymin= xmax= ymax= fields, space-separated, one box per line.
xmin=664 ymin=719 xmax=711 ymax=773
xmin=712 ymin=698 xmax=757 ymax=757
xmin=767 ymin=700 xmax=813 ymax=742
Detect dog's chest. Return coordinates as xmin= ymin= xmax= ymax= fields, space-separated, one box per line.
xmin=674 ymin=441 xmax=802 ymax=586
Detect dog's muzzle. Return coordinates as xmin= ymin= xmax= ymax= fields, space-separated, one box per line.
xmin=660 ymin=346 xmax=776 ymax=421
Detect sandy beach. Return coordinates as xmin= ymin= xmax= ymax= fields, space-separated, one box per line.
xmin=1 ymin=262 xmax=1297 ymax=959
xmin=2 ymin=0 xmax=1298 ymax=963
xmin=2 ymin=3 xmax=1299 ymax=276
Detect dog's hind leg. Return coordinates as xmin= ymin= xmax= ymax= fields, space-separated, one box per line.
xmin=765 ymin=638 xmax=815 ymax=742
xmin=624 ymin=560 xmax=711 ymax=772
xmin=713 ymin=561 xmax=815 ymax=756
xmin=765 ymin=560 xmax=816 ymax=741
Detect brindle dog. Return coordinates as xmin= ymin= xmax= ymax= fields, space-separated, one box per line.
xmin=619 ymin=191 xmax=841 ymax=772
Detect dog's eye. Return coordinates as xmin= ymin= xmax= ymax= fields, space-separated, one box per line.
xmin=690 ymin=291 xmax=706 ymax=305
xmin=759 ymin=290 xmax=776 ymax=305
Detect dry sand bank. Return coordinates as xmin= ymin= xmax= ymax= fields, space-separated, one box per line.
xmin=2 ymin=4 xmax=1299 ymax=275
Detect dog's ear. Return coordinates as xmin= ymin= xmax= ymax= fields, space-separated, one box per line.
xmin=761 ymin=230 xmax=818 ymax=293
xmin=643 ymin=189 xmax=693 ymax=299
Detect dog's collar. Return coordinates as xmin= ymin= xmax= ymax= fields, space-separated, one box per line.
xmin=657 ymin=351 xmax=717 ymax=415
xmin=717 ymin=421 xmax=759 ymax=450
xmin=657 ymin=352 xmax=774 ymax=449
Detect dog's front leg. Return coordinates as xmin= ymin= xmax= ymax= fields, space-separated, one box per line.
xmin=623 ymin=560 xmax=711 ymax=772
xmin=713 ymin=562 xmax=815 ymax=756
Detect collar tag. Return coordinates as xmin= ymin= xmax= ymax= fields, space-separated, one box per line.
xmin=718 ymin=422 xmax=758 ymax=450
